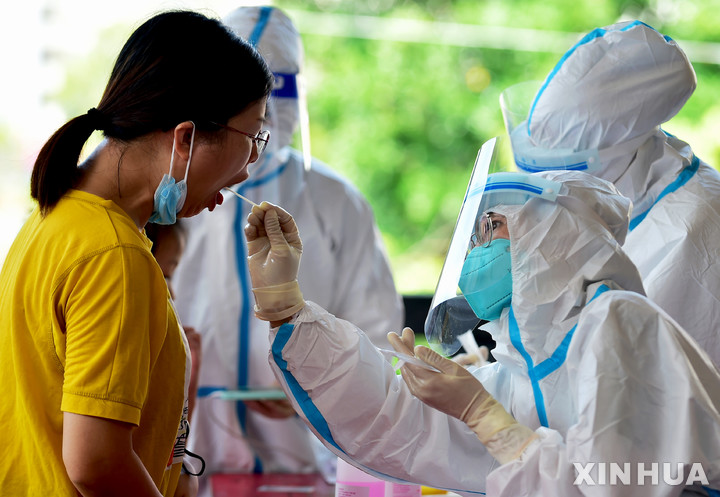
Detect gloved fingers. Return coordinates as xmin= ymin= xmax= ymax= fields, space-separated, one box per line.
xmin=395 ymin=359 xmax=425 ymax=394
xmin=247 ymin=203 xmax=267 ymax=226
xmin=253 ymin=203 xmax=302 ymax=253
xmin=253 ymin=202 xmax=297 ymax=231
xmin=246 ymin=237 xmax=270 ymax=258
xmin=269 ymin=203 xmax=302 ymax=251
xmin=387 ymin=327 xmax=417 ymax=355
xmin=452 ymin=353 xmax=478 ymax=367
xmin=263 ymin=209 xmax=291 ymax=249
xmin=453 ymin=346 xmax=490 ymax=368
xmin=244 ymin=217 xmax=262 ymax=241
xmin=415 ymin=345 xmax=466 ymax=376
xmin=284 ymin=230 xmax=303 ymax=251
xmin=478 ymin=345 xmax=490 ymax=365
xmin=401 ymin=327 xmax=416 ymax=350
xmin=388 ymin=332 xmax=414 ymax=357
xmin=265 ymin=202 xmax=299 ymax=234
xmin=243 ymin=398 xmax=297 ymax=419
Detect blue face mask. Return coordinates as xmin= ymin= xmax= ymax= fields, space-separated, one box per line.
xmin=149 ymin=123 xmax=196 ymax=225
xmin=458 ymin=239 xmax=512 ymax=321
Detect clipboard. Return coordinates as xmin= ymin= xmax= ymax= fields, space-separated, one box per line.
xmin=212 ymin=387 xmax=287 ymax=401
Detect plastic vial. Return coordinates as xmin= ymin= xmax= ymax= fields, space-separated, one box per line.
xmin=335 ymin=458 xmax=386 ymax=497
xmin=384 ymin=481 xmax=422 ymax=497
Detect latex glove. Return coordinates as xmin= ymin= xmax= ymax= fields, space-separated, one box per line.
xmin=453 ymin=346 xmax=490 ymax=368
xmin=244 ymin=398 xmax=297 ymax=419
xmin=454 ymin=329 xmax=490 ymax=368
xmin=387 ymin=330 xmax=538 ymax=464
xmin=245 ymin=202 xmax=304 ymax=321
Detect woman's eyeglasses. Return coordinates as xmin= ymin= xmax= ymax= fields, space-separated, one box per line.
xmin=210 ymin=122 xmax=270 ymax=155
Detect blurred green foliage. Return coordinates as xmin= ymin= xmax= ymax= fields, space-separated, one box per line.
xmin=266 ymin=0 xmax=720 ymax=292
xmin=52 ymin=0 xmax=720 ymax=293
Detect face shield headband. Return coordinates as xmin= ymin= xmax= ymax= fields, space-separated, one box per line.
xmin=501 ymin=80 xmax=602 ymax=174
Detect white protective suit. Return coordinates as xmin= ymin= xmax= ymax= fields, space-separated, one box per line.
xmin=266 ymin=170 xmax=720 ymax=496
xmin=171 ymin=5 xmax=404 ymax=481
xmin=506 ymin=20 xmax=720 ymax=367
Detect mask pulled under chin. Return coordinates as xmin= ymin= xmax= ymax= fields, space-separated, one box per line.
xmin=148 ymin=174 xmax=188 ymax=225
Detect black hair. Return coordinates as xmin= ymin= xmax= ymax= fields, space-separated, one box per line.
xmin=31 ymin=10 xmax=273 ymax=214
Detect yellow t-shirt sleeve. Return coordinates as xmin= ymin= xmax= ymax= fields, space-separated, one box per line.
xmin=58 ymin=244 xmax=168 ymax=425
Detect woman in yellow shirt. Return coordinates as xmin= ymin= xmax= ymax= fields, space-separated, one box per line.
xmin=0 ymin=10 xmax=272 ymax=497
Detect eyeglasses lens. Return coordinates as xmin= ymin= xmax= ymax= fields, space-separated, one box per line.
xmin=480 ymin=213 xmax=493 ymax=247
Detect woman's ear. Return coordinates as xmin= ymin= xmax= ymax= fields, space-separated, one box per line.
xmin=172 ymin=121 xmax=196 ymax=161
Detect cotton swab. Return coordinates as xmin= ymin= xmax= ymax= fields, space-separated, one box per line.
xmin=377 ymin=348 xmax=441 ymax=373
xmin=223 ymin=187 xmax=259 ymax=207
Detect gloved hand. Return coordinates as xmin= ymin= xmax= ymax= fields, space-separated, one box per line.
xmin=454 ymin=329 xmax=490 ymax=368
xmin=453 ymin=346 xmax=490 ymax=368
xmin=244 ymin=398 xmax=296 ymax=418
xmin=245 ymin=202 xmax=304 ymax=321
xmin=387 ymin=329 xmax=538 ymax=464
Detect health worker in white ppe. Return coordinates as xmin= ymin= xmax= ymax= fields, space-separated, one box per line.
xmin=501 ymin=20 xmax=720 ymax=368
xmin=244 ymin=151 xmax=720 ymax=496
xmin=171 ymin=4 xmax=404 ymax=483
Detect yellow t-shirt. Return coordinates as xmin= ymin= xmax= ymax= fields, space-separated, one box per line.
xmin=0 ymin=190 xmax=187 ymax=496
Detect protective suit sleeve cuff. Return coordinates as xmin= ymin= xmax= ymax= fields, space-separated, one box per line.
xmin=253 ymin=281 xmax=305 ymax=321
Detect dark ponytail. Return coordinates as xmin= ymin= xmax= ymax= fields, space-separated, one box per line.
xmin=31 ymin=10 xmax=273 ymax=215
xmin=30 ymin=113 xmax=98 ymax=215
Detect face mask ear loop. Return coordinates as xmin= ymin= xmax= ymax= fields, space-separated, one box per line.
xmin=182 ymin=121 xmax=196 ymax=183
xmin=168 ymin=136 xmax=177 ymax=177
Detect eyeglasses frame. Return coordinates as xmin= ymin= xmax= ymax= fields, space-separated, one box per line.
xmin=209 ymin=121 xmax=270 ymax=155
xmin=469 ymin=212 xmax=494 ymax=252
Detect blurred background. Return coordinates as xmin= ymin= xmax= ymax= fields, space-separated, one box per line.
xmin=2 ymin=0 xmax=719 ymax=295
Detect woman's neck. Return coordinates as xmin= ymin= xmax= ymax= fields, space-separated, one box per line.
xmin=76 ymin=138 xmax=161 ymax=229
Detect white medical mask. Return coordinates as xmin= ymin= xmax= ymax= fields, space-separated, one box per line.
xmin=149 ymin=123 xmax=196 ymax=225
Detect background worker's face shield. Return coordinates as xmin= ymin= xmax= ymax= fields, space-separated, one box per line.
xmin=424 ymin=138 xmax=562 ymax=356
xmin=500 ymin=80 xmax=601 ymax=174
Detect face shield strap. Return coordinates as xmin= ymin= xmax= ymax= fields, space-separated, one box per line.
xmin=509 ymin=126 xmax=602 ymax=174
xmin=479 ymin=173 xmax=562 ymax=213
xmin=272 ymin=72 xmax=298 ymax=99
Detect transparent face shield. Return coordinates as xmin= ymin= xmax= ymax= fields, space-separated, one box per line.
xmin=423 ymin=138 xmax=494 ymax=357
xmin=424 ymin=138 xmax=562 ymax=356
xmin=500 ymin=80 xmax=601 ymax=174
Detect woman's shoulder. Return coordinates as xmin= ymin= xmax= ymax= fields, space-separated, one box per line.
xmin=33 ymin=191 xmax=153 ymax=276
xmin=49 ymin=190 xmax=150 ymax=250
